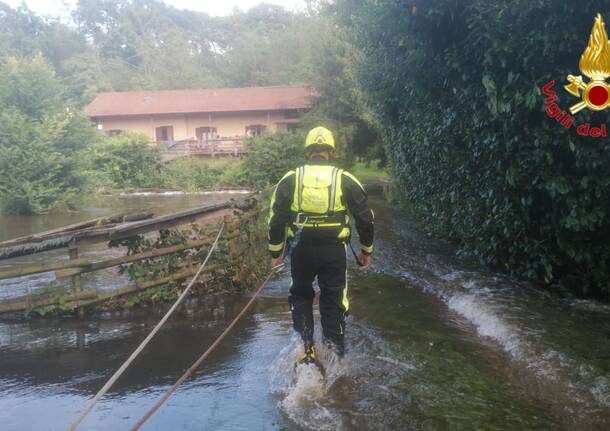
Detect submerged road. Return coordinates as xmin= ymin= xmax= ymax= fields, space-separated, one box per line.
xmin=0 ymin=197 xmax=609 ymax=430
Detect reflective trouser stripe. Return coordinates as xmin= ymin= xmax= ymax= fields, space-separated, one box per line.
xmin=342 ymin=243 xmax=349 ymax=312
xmin=361 ymin=243 xmax=374 ymax=254
xmin=268 ymin=243 xmax=284 ymax=252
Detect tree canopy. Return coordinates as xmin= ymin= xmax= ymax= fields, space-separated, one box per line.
xmin=0 ymin=0 xmax=380 ymax=209
xmin=0 ymin=56 xmax=98 ymax=214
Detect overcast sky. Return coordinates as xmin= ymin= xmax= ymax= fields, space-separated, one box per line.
xmin=3 ymin=0 xmax=307 ymax=18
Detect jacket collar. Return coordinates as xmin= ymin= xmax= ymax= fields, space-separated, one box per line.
xmin=305 ymin=156 xmax=331 ymax=165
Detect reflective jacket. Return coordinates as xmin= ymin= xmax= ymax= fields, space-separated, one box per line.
xmin=268 ymin=158 xmax=374 ymax=258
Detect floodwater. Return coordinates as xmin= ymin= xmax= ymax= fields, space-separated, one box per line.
xmin=0 ymin=195 xmax=609 ymax=430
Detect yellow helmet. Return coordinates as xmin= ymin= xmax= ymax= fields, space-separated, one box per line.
xmin=305 ymin=126 xmax=335 ymax=150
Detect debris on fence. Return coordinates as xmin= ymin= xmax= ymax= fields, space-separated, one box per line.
xmin=0 ymin=195 xmax=266 ymax=317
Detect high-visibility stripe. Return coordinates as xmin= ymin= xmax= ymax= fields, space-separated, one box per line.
xmin=297 ymin=166 xmax=304 ymax=212
xmin=302 ymin=222 xmax=342 ymax=228
xmin=268 ymin=170 xmax=295 ymax=225
xmin=343 ymin=171 xmax=365 ymax=192
xmin=342 ymin=243 xmax=349 ymax=311
xmin=329 ymin=167 xmax=339 ymax=212
xmin=338 ymin=227 xmax=350 ymax=239
xmin=342 ymin=283 xmax=349 ymax=311
xmin=268 ymin=243 xmax=284 ymax=252
xmin=361 ymin=244 xmax=374 ymax=254
xmin=335 ymin=169 xmax=343 ymax=211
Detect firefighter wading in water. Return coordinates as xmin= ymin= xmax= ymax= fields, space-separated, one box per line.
xmin=268 ymin=126 xmax=375 ymax=364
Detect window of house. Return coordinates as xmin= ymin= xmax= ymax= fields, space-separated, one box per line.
xmin=284 ymin=109 xmax=299 ymax=119
xmin=196 ymin=126 xmax=218 ymax=143
xmin=155 ymin=125 xmax=174 ymax=143
xmin=245 ymin=125 xmax=266 ymax=137
xmin=106 ymin=129 xmax=123 ymax=136
xmin=287 ymin=123 xmax=300 ymax=132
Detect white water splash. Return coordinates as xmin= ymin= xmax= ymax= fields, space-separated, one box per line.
xmin=269 ymin=334 xmax=348 ymax=430
xmin=447 ymin=293 xmax=523 ymax=359
xmin=404 ymin=269 xmax=610 ymax=411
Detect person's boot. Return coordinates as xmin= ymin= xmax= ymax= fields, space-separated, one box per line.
xmin=298 ymin=344 xmax=317 ymax=365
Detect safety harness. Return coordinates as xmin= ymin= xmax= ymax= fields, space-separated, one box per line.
xmin=285 ymin=165 xmax=349 ymax=258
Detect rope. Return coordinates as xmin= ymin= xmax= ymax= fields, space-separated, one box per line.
xmin=129 ymin=265 xmax=281 ymax=430
xmin=66 ymin=223 xmax=225 ymax=431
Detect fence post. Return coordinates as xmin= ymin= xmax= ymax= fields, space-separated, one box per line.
xmin=69 ymin=239 xmax=85 ymax=318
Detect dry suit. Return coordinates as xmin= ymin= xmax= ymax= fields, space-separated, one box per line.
xmin=268 ymin=157 xmax=374 ymax=355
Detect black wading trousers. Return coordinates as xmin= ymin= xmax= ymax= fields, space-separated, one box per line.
xmin=289 ymin=242 xmax=348 ymax=355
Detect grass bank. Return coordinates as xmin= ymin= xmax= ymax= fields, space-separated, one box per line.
xmin=350 ymin=161 xmax=389 ymax=183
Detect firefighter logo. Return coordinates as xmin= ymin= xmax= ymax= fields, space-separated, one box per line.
xmin=565 ymin=14 xmax=610 ymax=114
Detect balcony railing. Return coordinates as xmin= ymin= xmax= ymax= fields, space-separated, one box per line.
xmin=157 ymin=137 xmax=246 ymax=159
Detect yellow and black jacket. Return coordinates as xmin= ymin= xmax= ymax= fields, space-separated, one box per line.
xmin=268 ymin=158 xmax=374 ymax=258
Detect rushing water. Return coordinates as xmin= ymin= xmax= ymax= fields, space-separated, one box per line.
xmin=0 ymin=195 xmax=609 ymax=430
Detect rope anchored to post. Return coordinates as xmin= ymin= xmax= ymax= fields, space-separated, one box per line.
xmin=67 ymin=223 xmax=225 ymax=431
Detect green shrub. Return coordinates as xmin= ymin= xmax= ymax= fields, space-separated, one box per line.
xmin=88 ymin=133 xmax=162 ymax=189
xmin=218 ymin=161 xmax=247 ymax=187
xmin=161 ymin=157 xmax=224 ymax=191
xmin=0 ymin=56 xmax=98 ymax=214
xmin=239 ymin=132 xmax=307 ymax=187
xmin=342 ymin=0 xmax=610 ymax=299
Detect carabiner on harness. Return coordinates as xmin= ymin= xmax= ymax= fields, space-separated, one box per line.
xmin=283 ymin=213 xmax=308 ymax=264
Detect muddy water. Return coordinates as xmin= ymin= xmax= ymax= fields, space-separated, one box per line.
xmin=0 ymin=196 xmax=609 ymax=430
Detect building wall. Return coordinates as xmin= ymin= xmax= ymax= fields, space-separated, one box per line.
xmin=94 ymin=110 xmax=301 ymax=141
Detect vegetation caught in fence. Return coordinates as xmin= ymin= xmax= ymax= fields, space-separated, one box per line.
xmin=0 ymin=197 xmax=266 ymax=317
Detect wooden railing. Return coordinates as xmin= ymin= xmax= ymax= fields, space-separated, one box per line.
xmin=159 ymin=137 xmax=246 ymax=160
xmin=0 ymin=196 xmax=264 ymax=316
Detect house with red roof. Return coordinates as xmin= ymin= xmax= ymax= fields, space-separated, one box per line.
xmin=85 ymin=85 xmax=313 ymax=158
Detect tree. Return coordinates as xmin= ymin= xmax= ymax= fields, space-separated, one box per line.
xmin=0 ymin=56 xmax=98 ymax=214
xmin=297 ymin=8 xmax=381 ymax=164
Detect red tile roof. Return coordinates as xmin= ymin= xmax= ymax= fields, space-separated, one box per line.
xmin=85 ymin=85 xmax=313 ymax=117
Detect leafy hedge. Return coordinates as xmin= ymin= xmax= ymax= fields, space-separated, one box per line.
xmin=340 ymin=0 xmax=610 ymax=299
xmin=87 ymin=132 xmax=309 ymax=191
xmin=0 ymin=56 xmax=97 ymax=214
xmin=87 ymin=133 xmax=163 ymax=189
xmin=161 ymin=157 xmax=225 ymax=191
xmin=238 ymin=132 xmax=306 ymax=187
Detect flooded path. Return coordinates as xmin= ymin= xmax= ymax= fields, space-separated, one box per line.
xmin=1 ymin=197 xmax=609 ymax=430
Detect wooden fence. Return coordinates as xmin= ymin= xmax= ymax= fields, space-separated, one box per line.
xmin=0 ymin=196 xmax=265 ymax=317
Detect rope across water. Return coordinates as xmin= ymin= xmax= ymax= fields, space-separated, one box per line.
xmin=66 ymin=223 xmax=225 ymax=431
xmin=129 ymin=265 xmax=282 ymax=430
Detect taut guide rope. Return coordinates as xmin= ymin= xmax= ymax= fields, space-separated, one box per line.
xmin=129 ymin=264 xmax=281 ymax=430
xmin=67 ymin=223 xmax=225 ymax=431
